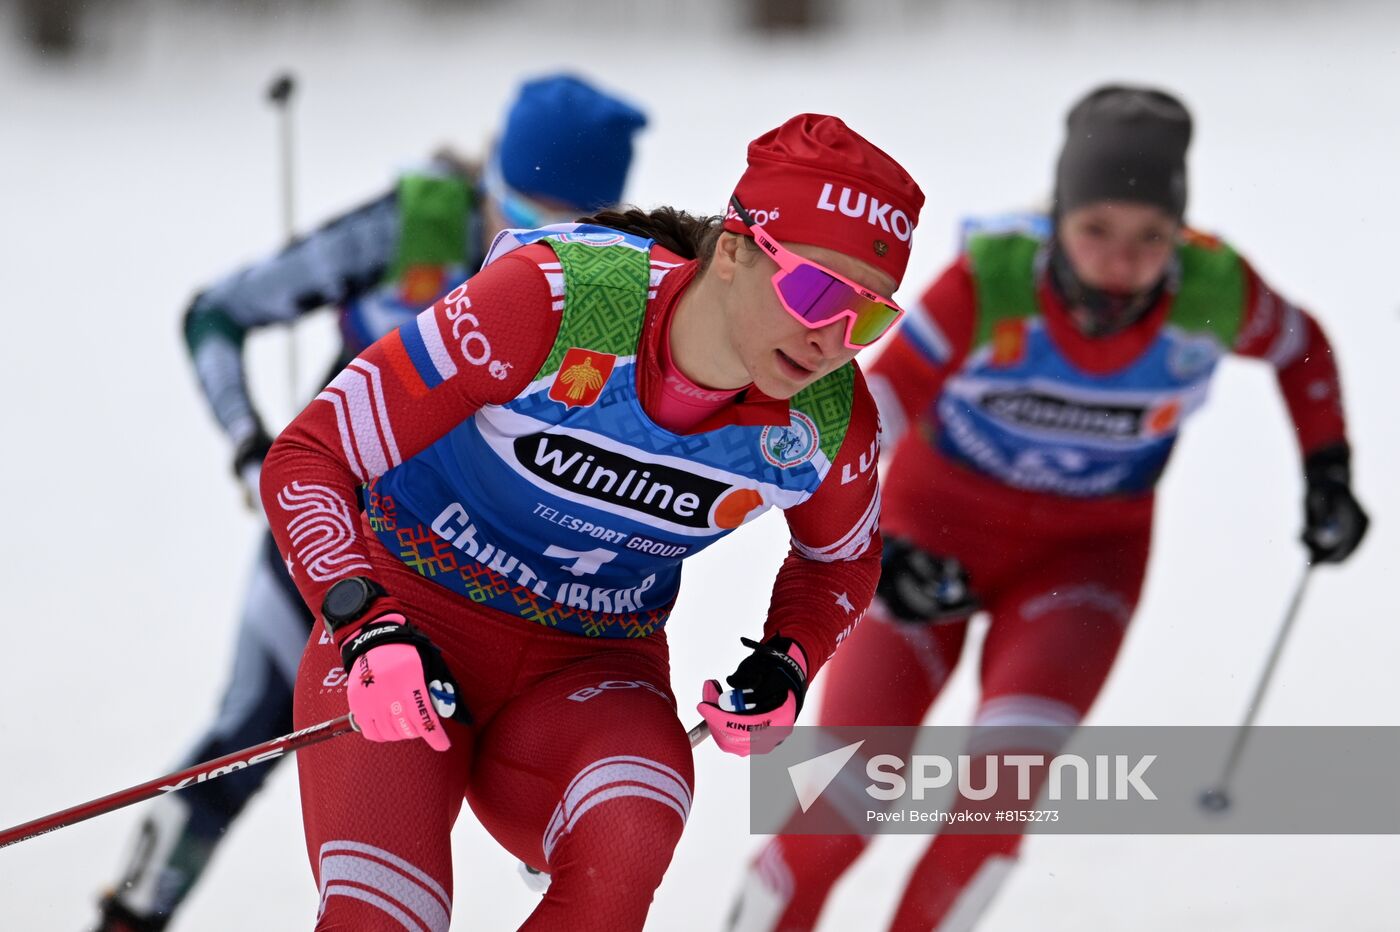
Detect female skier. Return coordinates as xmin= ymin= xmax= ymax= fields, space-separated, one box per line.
xmin=259 ymin=113 xmax=925 ymax=930
xmin=95 ymin=74 xmax=647 ymax=932
xmin=729 ymin=85 xmax=1369 ymax=932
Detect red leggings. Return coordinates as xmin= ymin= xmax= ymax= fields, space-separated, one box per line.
xmin=295 ymin=544 xmax=695 ymax=931
xmin=736 ymin=453 xmax=1154 ymax=932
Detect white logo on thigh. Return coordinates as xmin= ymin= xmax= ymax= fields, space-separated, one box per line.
xmin=567 ymin=680 xmax=670 ymax=703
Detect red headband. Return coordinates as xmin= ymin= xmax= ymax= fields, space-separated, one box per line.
xmin=723 ymin=113 xmax=925 ymax=283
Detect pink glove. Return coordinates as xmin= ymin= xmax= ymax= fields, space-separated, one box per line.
xmin=339 ymin=614 xmax=467 ymax=752
xmin=697 ymin=636 xmax=809 ymax=757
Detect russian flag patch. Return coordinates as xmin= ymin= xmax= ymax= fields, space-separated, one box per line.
xmin=386 ymin=307 xmax=459 ymax=395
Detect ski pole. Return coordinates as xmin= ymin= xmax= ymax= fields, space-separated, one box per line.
xmin=1199 ymin=563 xmax=1314 ymax=812
xmin=266 ymin=71 xmax=300 ymax=414
xmin=0 ymin=715 xmax=356 ymax=850
xmin=1 ymin=716 xmax=705 ymax=851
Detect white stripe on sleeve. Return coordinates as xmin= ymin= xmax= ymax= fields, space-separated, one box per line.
xmin=415 ymin=307 xmax=458 ymax=382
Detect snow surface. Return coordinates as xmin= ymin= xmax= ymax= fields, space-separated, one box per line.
xmin=2 ymin=1 xmax=1397 ymax=928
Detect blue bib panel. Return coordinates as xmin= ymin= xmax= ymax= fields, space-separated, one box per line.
xmin=934 ymin=223 xmax=1243 ymax=497
xmin=368 ymin=228 xmax=855 ymax=637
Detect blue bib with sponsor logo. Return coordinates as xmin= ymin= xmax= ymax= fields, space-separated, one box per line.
xmin=933 ymin=220 xmax=1245 ymax=497
xmin=368 ymin=227 xmax=856 ymax=637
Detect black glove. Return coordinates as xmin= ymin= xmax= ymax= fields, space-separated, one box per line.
xmin=876 ymin=535 xmax=979 ymax=623
xmin=1302 ymin=444 xmax=1369 ymax=564
xmin=697 ymin=636 xmax=809 ymax=756
xmin=232 ymin=428 xmax=274 ymax=478
xmin=232 ymin=428 xmax=275 ymax=514
xmin=722 ymin=636 xmax=809 ymax=716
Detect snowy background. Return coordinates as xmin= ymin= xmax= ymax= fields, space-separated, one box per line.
xmin=2 ymin=0 xmax=1397 ymax=928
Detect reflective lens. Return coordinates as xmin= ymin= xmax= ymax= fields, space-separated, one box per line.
xmin=773 ymin=264 xmax=902 ymax=346
xmin=847 ymin=299 xmax=902 ymax=345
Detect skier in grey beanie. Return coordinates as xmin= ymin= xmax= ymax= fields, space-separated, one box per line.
xmin=1049 ymin=84 xmax=1194 ymax=335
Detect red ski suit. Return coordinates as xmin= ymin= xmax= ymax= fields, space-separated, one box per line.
xmin=743 ymin=244 xmax=1350 ymax=932
xmin=260 ymin=242 xmax=883 ymax=931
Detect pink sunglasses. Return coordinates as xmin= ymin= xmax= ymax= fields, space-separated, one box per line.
xmin=730 ymin=196 xmax=904 ymax=349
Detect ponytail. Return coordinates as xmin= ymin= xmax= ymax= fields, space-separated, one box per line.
xmin=576 ymin=206 xmax=727 ymax=267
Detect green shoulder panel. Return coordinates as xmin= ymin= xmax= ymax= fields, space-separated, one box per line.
xmin=535 ymin=239 xmax=652 ymax=379
xmin=966 ymin=233 xmax=1041 ymax=349
xmin=390 ymin=172 xmax=473 ymax=281
xmin=1169 ymin=237 xmax=1246 ymax=347
xmin=789 ymin=362 xmax=855 ymax=464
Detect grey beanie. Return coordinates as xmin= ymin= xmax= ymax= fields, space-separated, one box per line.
xmin=1054 ymin=84 xmax=1192 ymax=220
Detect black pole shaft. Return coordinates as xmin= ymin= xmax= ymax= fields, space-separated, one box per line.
xmin=1202 ymin=564 xmax=1313 ymax=809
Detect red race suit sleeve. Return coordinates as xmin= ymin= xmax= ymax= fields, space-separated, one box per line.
xmin=259 ymin=245 xmax=560 ymax=624
xmin=864 ymin=257 xmax=977 ymax=455
xmin=1229 ymin=257 xmax=1349 ymax=457
xmin=764 ymin=368 xmax=884 ymax=680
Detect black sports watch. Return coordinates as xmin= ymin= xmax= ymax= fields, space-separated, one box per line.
xmin=320 ymin=576 xmax=387 ymax=636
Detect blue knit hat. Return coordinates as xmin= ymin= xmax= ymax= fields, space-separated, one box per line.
xmin=497 ymin=73 xmax=648 ymax=212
